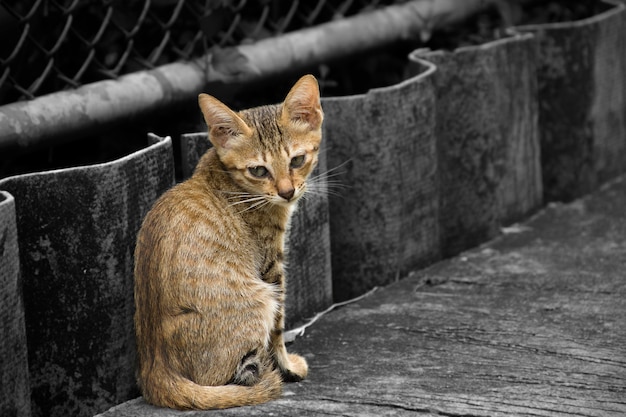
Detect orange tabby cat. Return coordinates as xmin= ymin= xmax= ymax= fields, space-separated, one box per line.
xmin=134 ymin=75 xmax=323 ymax=410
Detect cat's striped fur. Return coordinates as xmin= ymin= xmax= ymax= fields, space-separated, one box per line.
xmin=134 ymin=75 xmax=323 ymax=410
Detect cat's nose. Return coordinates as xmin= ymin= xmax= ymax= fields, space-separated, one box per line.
xmin=278 ymin=187 xmax=295 ymax=201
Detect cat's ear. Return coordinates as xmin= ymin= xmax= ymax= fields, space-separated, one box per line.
xmin=198 ymin=93 xmax=252 ymax=149
xmin=281 ymin=75 xmax=323 ymax=131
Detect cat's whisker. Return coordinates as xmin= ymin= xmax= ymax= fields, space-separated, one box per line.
xmin=222 ymin=192 xmax=258 ymax=201
xmin=307 ymin=177 xmax=349 ymax=191
xmin=308 ymin=171 xmax=343 ymax=184
xmin=305 ymin=187 xmax=343 ymax=199
xmin=226 ymin=194 xmax=262 ymax=201
xmin=236 ymin=198 xmax=271 ymax=214
xmin=222 ymin=190 xmax=275 ymax=213
xmin=323 ymin=168 xmax=348 ymax=177
xmin=306 ymin=178 xmax=350 ymax=189
xmin=306 ymin=162 xmax=351 ymax=197
xmin=308 ymin=160 xmax=351 ymax=182
xmin=308 ymin=178 xmax=349 ymax=189
xmin=220 ymin=190 xmax=267 ymax=203
xmin=229 ymin=196 xmax=267 ymax=207
xmin=304 ymin=180 xmax=348 ymax=199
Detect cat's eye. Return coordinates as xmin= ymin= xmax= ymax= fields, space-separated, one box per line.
xmin=290 ymin=155 xmax=305 ymax=169
xmin=248 ymin=166 xmax=269 ymax=178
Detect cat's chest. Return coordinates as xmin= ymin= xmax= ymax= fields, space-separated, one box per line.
xmin=244 ymin=207 xmax=288 ymax=249
xmin=256 ymin=226 xmax=285 ymax=261
xmin=242 ymin=205 xmax=291 ymax=283
xmin=252 ymin=223 xmax=287 ymax=285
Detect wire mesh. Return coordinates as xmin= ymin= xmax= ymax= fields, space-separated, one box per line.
xmin=0 ymin=0 xmax=402 ymax=106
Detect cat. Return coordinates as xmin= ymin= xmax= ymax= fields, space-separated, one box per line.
xmin=133 ymin=74 xmax=323 ymax=410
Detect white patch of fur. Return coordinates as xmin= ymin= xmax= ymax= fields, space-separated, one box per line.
xmin=257 ymin=281 xmax=281 ymax=349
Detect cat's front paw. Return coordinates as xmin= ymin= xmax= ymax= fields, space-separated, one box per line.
xmin=280 ymin=353 xmax=308 ymax=382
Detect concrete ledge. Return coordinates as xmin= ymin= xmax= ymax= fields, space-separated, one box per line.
xmin=98 ymin=174 xmax=626 ymax=416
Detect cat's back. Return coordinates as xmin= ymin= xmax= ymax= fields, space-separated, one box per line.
xmin=136 ymin=149 xmax=253 ymax=268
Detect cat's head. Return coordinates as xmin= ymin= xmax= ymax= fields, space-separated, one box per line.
xmin=198 ymin=75 xmax=323 ymax=207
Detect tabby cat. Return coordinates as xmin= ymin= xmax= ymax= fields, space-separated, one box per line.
xmin=133 ymin=75 xmax=323 ymax=410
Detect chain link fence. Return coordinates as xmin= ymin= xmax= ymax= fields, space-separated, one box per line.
xmin=0 ymin=0 xmax=404 ymax=106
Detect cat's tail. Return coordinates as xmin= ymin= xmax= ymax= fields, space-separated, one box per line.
xmin=143 ymin=369 xmax=283 ymax=410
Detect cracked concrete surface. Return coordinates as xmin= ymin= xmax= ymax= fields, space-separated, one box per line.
xmin=98 ymin=175 xmax=626 ymax=417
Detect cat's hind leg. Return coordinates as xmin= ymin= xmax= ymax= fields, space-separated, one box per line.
xmin=232 ymin=349 xmax=278 ymax=386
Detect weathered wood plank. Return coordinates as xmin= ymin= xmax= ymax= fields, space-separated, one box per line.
xmin=413 ymin=33 xmax=542 ymax=258
xmin=98 ymin=174 xmax=626 ymax=417
xmin=322 ymin=62 xmax=440 ymax=301
xmin=0 ymin=191 xmax=31 ymax=417
xmin=516 ymin=0 xmax=626 ymax=202
xmin=0 ymin=135 xmax=174 ymax=417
